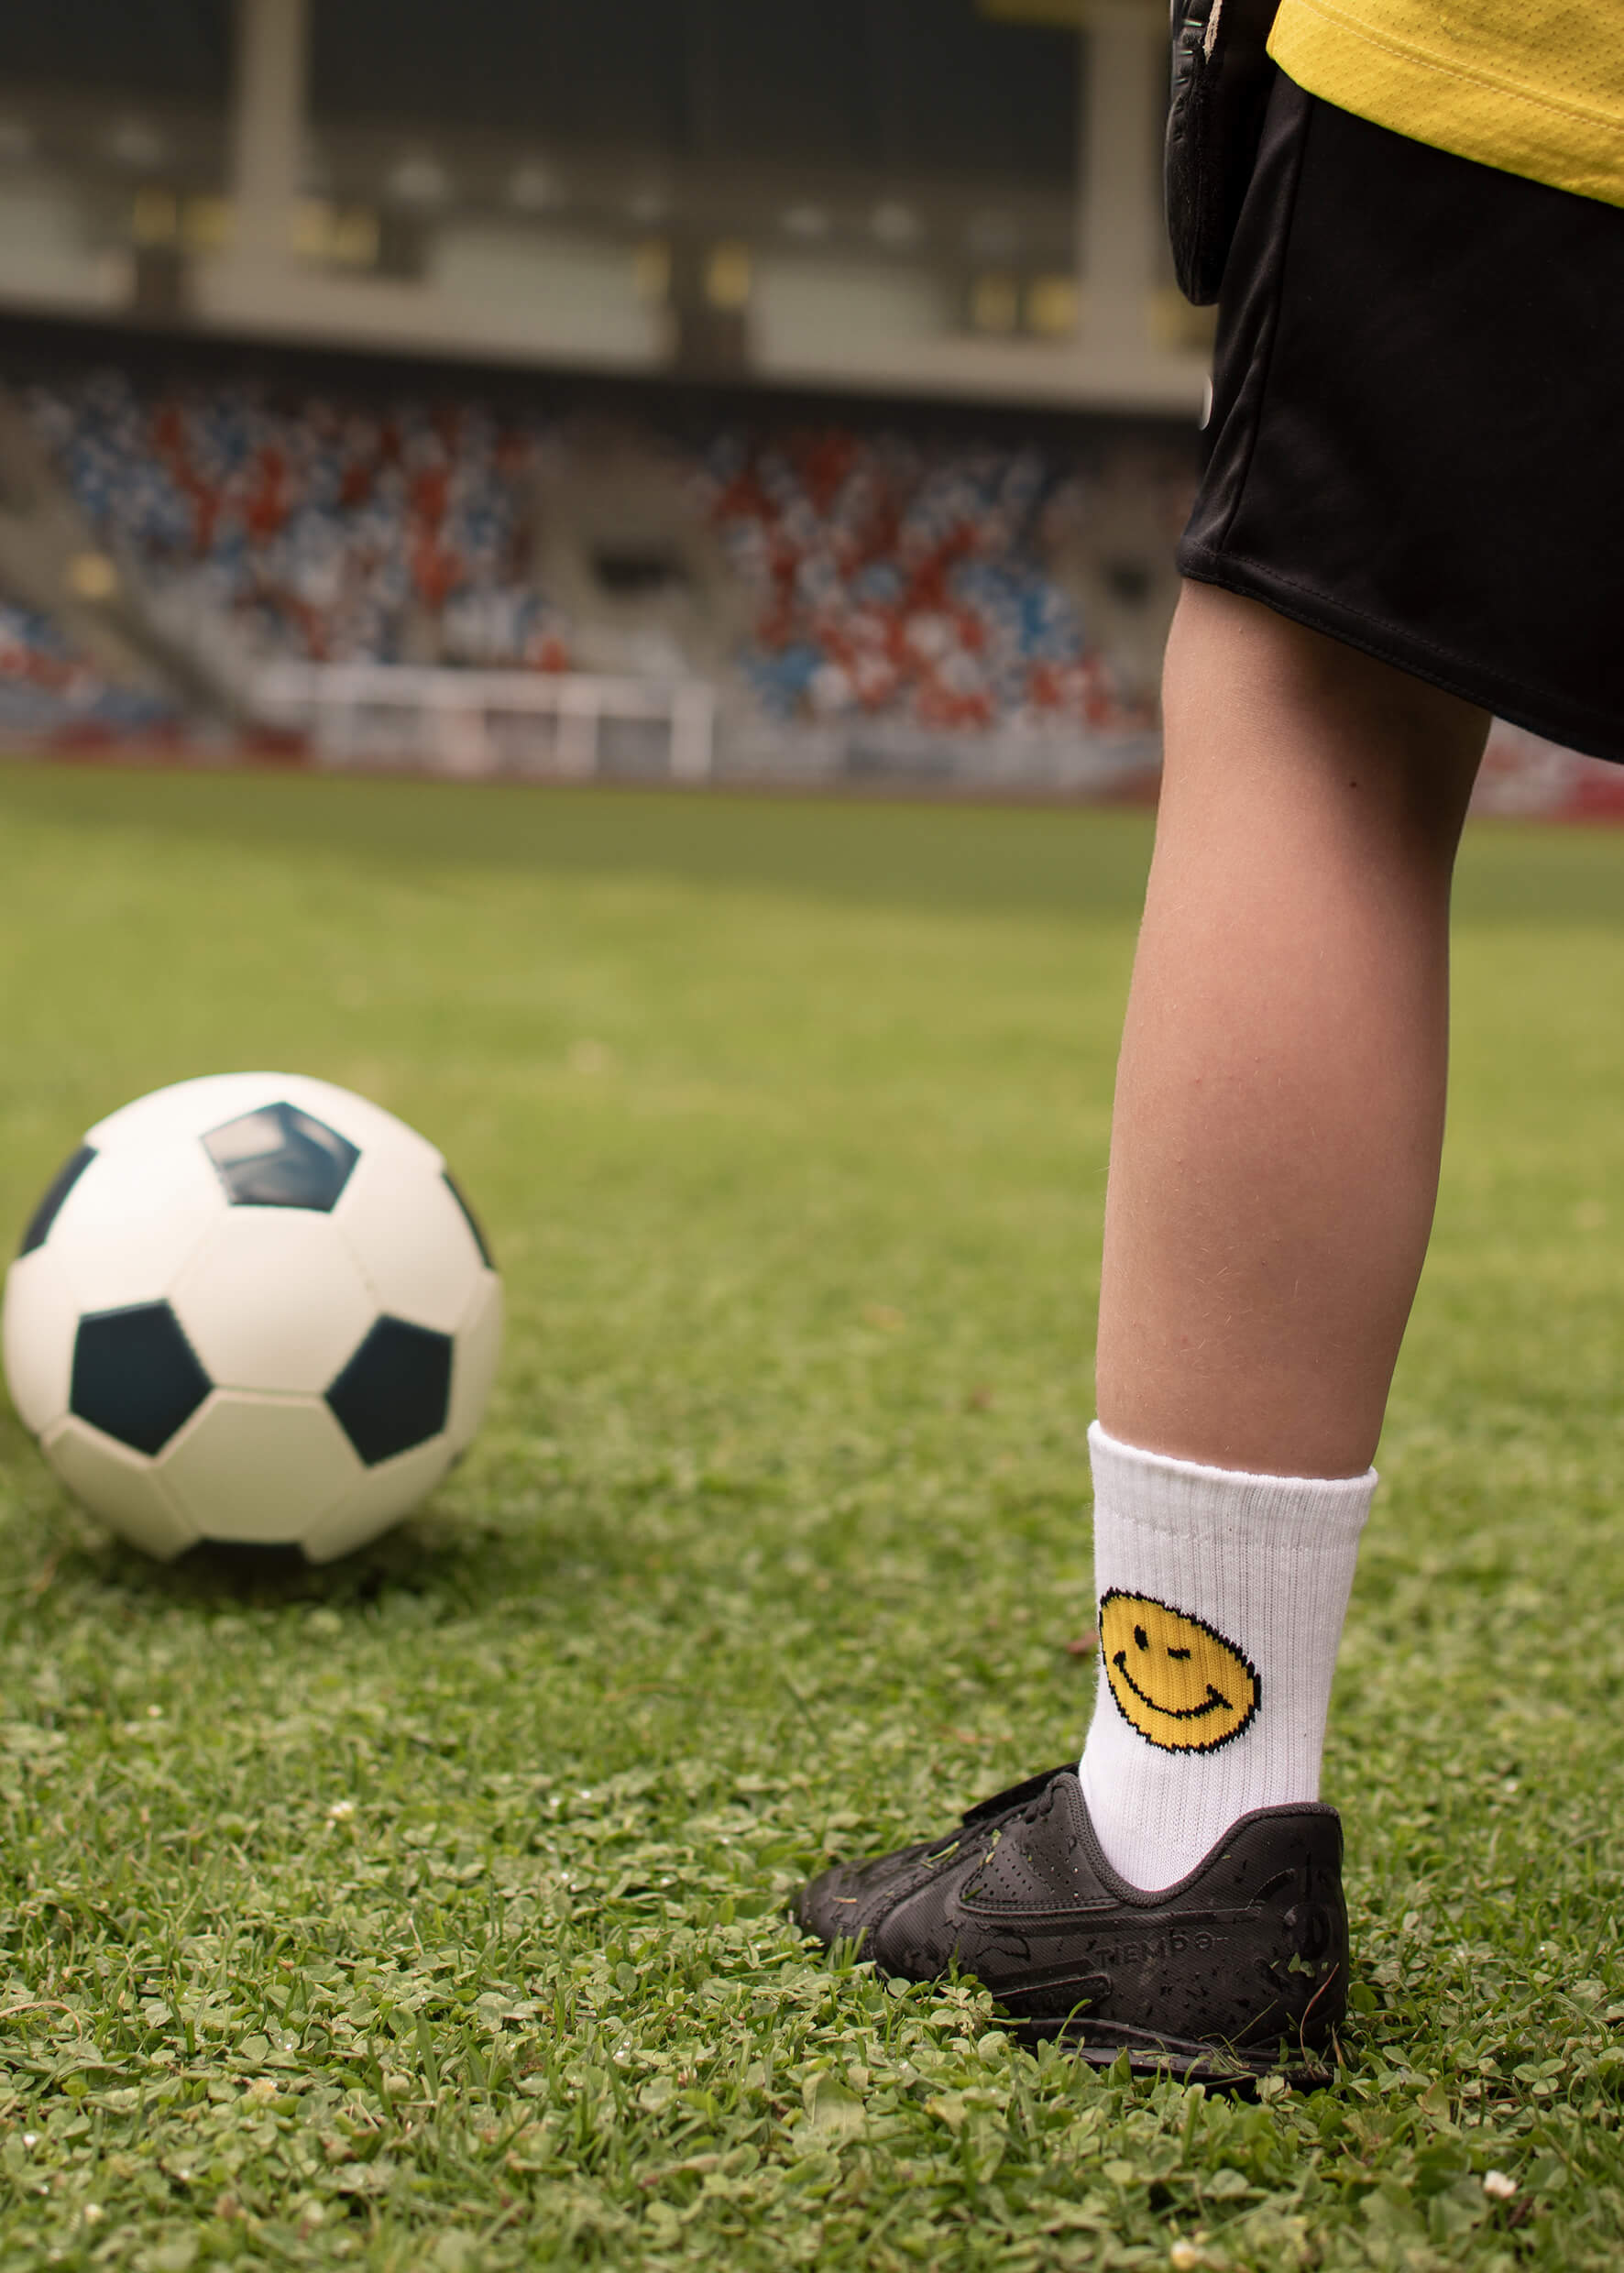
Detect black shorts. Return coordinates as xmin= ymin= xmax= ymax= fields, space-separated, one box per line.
xmin=1180 ymin=74 xmax=1624 ymax=766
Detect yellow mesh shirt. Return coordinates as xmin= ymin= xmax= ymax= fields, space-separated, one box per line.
xmin=1267 ymin=0 xmax=1624 ymax=207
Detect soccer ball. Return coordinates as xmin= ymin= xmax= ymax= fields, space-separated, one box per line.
xmin=1 ymin=1073 xmax=502 ymax=1563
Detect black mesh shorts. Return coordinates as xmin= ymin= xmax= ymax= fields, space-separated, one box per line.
xmin=1180 ymin=72 xmax=1624 ymax=765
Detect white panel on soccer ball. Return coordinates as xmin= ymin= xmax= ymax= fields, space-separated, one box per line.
xmin=170 ymin=1213 xmax=377 ymax=1393
xmin=159 ymin=1392 xmax=360 ymax=1543
xmin=335 ymin=1151 xmax=485 ymax=1331
xmin=2 ymin=1248 xmax=79 ymax=1434
xmin=87 ymin=1073 xmax=298 ymax=1154
xmin=43 ymin=1418 xmax=199 ymax=1560
xmin=46 ymin=1138 xmax=225 ymax=1313
xmin=445 ymin=1274 xmax=503 ymax=1454
xmin=302 ymin=1433 xmax=455 ymax=1564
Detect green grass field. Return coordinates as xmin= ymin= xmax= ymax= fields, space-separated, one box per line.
xmin=1 ymin=763 xmax=1622 ymax=2272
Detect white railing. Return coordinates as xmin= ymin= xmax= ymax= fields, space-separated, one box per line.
xmin=253 ymin=661 xmax=717 ymax=782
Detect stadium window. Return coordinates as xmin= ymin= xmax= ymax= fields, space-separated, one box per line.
xmin=705 ymin=242 xmax=752 ymax=311
xmin=1026 ymin=274 xmax=1079 ymax=336
xmin=971 ymin=272 xmax=1019 ymax=333
xmin=130 ymin=186 xmax=179 ymax=247
xmin=293 ymin=198 xmax=380 ymax=269
xmin=334 ymin=211 xmax=381 ymax=268
xmin=633 ymin=239 xmax=673 ymax=302
xmin=182 ymin=194 xmax=233 ymax=253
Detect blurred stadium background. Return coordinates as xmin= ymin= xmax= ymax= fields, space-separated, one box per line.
xmin=0 ymin=0 xmax=1615 ymax=814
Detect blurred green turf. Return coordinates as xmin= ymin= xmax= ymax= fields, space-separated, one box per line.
xmin=0 ymin=761 xmax=1621 ymax=2270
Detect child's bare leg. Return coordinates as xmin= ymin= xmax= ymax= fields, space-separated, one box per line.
xmin=1095 ymin=581 xmax=1491 ymax=1479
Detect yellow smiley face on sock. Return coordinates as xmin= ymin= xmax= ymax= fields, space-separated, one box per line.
xmin=1100 ymin=1590 xmax=1260 ymax=1753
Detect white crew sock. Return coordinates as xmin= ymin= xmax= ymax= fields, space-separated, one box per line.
xmin=1078 ymin=1422 xmax=1376 ymax=1893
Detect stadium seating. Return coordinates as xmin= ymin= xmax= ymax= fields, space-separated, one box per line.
xmin=697 ymin=428 xmax=1151 ymax=736
xmin=28 ymin=375 xmax=570 ymax=679
xmin=10 ymin=370 xmax=1155 ymax=742
xmin=0 ymin=594 xmax=173 ymax=738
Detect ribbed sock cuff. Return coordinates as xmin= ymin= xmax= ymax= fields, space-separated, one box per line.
xmin=1087 ymin=1422 xmax=1376 ymax=1547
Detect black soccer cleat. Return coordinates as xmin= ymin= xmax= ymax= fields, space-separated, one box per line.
xmin=795 ymin=1766 xmax=1346 ymax=2087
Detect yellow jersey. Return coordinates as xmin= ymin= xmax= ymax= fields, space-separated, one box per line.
xmin=1267 ymin=0 xmax=1624 ymax=207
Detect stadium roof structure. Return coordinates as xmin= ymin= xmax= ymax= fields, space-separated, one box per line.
xmin=307 ymin=0 xmax=1078 ymax=187
xmin=0 ymin=0 xmax=1204 ymax=416
xmin=5 ymin=0 xmax=1077 ymax=180
xmin=2 ymin=1 xmax=232 ymax=104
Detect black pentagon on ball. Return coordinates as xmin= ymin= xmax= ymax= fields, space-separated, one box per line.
xmin=71 ymin=1301 xmax=212 ymax=1457
xmin=18 ymin=1144 xmax=97 ymax=1257
xmin=325 ymin=1316 xmax=452 ymax=1466
xmin=203 ymin=1102 xmax=359 ymax=1210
